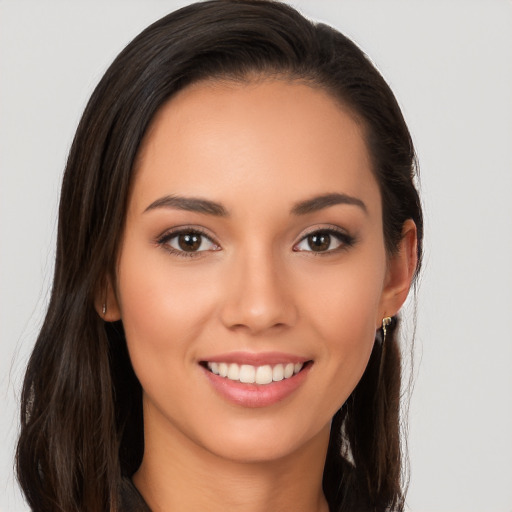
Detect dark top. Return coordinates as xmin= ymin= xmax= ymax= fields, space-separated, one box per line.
xmin=120 ymin=478 xmax=151 ymax=512
xmin=119 ymin=470 xmax=371 ymax=512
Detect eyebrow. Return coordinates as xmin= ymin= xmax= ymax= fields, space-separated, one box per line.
xmin=291 ymin=193 xmax=367 ymax=215
xmin=143 ymin=192 xmax=367 ymax=217
xmin=144 ymin=195 xmax=228 ymax=216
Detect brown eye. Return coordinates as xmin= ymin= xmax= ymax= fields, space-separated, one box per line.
xmin=162 ymin=230 xmax=219 ymax=255
xmin=178 ymin=233 xmax=201 ymax=251
xmin=294 ymin=228 xmax=354 ymax=254
xmin=307 ymin=233 xmax=331 ymax=252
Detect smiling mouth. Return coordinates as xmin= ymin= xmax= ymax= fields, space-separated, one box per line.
xmin=201 ymin=361 xmax=310 ymax=385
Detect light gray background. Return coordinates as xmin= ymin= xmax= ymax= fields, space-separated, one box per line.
xmin=1 ymin=1 xmax=511 ymax=511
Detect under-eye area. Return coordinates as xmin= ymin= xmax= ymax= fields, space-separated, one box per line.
xmin=200 ymin=360 xmax=313 ymax=385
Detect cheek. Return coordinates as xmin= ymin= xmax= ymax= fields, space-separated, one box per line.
xmin=115 ymin=246 xmax=219 ymax=377
xmin=297 ymin=252 xmax=386 ymax=398
xmin=300 ymin=252 xmax=385 ymax=338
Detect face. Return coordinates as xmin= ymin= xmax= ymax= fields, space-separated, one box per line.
xmin=108 ymin=79 xmax=410 ymax=464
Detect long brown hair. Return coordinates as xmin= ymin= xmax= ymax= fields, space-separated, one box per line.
xmin=16 ymin=1 xmax=423 ymax=511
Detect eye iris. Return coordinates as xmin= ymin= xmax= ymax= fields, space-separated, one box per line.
xmin=178 ymin=233 xmax=201 ymax=251
xmin=308 ymin=233 xmax=330 ymax=251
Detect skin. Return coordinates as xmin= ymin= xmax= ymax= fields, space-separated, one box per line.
xmin=101 ymin=79 xmax=417 ymax=512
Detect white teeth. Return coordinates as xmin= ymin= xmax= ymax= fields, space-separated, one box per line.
xmin=272 ymin=364 xmax=284 ymax=381
xmin=206 ymin=361 xmax=305 ymax=384
xmin=239 ymin=364 xmax=256 ymax=383
xmin=218 ymin=362 xmax=228 ymax=377
xmin=255 ymin=365 xmax=273 ymax=385
xmin=227 ymin=363 xmax=239 ymax=380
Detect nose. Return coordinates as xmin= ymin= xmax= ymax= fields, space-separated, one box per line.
xmin=219 ymin=249 xmax=298 ymax=335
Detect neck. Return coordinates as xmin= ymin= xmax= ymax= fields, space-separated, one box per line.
xmin=133 ymin=405 xmax=331 ymax=512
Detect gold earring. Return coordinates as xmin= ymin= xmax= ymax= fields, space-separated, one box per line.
xmin=382 ymin=316 xmax=392 ymax=342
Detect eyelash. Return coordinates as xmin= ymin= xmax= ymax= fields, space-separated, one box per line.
xmin=156 ymin=226 xmax=356 ymax=258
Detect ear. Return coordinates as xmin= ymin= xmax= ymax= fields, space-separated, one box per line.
xmin=378 ymin=219 xmax=418 ymax=325
xmin=94 ymin=274 xmax=122 ymax=322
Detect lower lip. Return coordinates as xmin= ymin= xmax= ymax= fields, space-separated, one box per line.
xmin=202 ymin=363 xmax=311 ymax=408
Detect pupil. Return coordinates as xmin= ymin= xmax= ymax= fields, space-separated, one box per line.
xmin=308 ymin=233 xmax=330 ymax=251
xmin=178 ymin=233 xmax=201 ymax=251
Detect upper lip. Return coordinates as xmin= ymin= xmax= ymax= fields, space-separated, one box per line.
xmin=200 ymin=351 xmax=310 ymax=366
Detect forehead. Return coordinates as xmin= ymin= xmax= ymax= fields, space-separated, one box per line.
xmin=131 ymin=79 xmax=379 ymax=217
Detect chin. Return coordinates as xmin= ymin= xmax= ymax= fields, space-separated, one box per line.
xmin=194 ymin=416 xmax=330 ymax=465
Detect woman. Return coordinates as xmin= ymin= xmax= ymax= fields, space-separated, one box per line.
xmin=16 ymin=1 xmax=423 ymax=511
